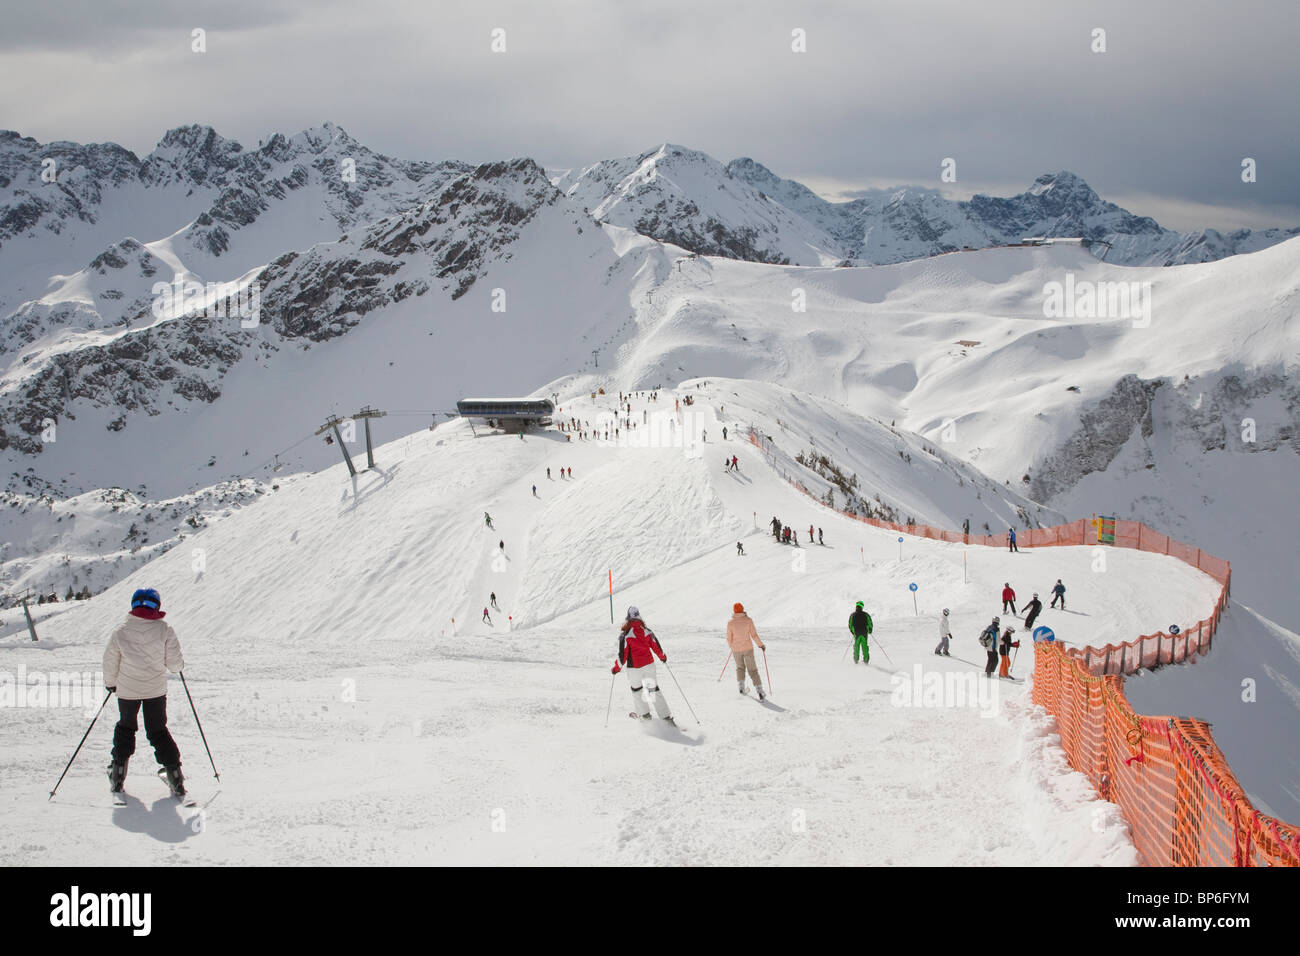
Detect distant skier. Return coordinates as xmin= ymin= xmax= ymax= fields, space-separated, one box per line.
xmin=934 ymin=608 xmax=952 ymax=656
xmin=104 ymin=588 xmax=186 ymax=799
xmin=999 ymin=625 xmax=1020 ymax=679
xmin=808 ymin=525 xmax=814 ymax=544
xmin=726 ymin=603 xmax=767 ymax=699
xmin=1050 ymin=579 xmax=1066 ymax=609
xmin=484 ymin=512 xmax=493 ymax=528
xmin=482 ymin=607 xmax=492 ymax=624
xmin=722 ymin=426 xmax=728 ymax=440
xmin=849 ymin=601 xmax=873 ymax=664
xmin=963 ymin=517 xmax=970 ymax=537
xmin=736 ymin=541 xmax=745 ymax=556
xmin=979 ymin=617 xmax=1000 ymax=677
xmin=1022 ymin=593 xmax=1043 ymax=630
xmin=702 ymin=429 xmax=707 ymax=442
xmin=532 ymin=484 xmax=538 ymax=497
xmin=770 ymin=516 xmax=782 ymax=541
xmin=567 ymin=467 xmax=573 ymax=478
xmin=1008 ymin=528 xmax=1019 ymax=552
xmin=546 ymin=467 xmax=551 ymax=479
xmin=818 ymin=528 xmax=824 ymax=545
xmin=731 ymin=455 xmax=739 ymax=471
xmin=490 ymin=592 xmax=500 ymax=611
xmin=499 ymin=540 xmax=505 ymax=553
xmin=611 ymin=607 xmax=674 ymax=723
xmin=1001 ymin=583 xmax=1017 ymax=615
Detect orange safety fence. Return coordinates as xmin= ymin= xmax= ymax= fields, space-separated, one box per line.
xmin=750 ymin=426 xmax=1300 ymax=866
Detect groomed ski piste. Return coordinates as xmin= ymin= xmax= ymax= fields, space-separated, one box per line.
xmin=0 ymin=382 xmax=1230 ymax=866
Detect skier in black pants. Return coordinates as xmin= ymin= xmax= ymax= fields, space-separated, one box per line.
xmin=737 ymin=541 xmax=745 ymax=556
xmin=1022 ymin=593 xmax=1043 ymax=630
xmin=1050 ymin=579 xmax=1066 ymax=609
xmin=104 ymin=588 xmax=186 ymax=798
xmin=979 ymin=617 xmax=1000 ymax=678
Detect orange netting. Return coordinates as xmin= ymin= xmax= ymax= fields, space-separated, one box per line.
xmin=750 ymin=427 xmax=1299 ymax=865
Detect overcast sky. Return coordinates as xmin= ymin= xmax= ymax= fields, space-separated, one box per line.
xmin=3 ymin=0 xmax=1297 ymax=230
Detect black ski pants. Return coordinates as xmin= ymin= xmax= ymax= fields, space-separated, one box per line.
xmin=112 ymin=696 xmax=180 ymax=768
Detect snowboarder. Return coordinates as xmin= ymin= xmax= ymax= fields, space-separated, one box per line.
xmin=611 ymin=607 xmax=674 ymax=723
xmin=482 ymin=607 xmax=492 ymax=624
xmin=1051 ymin=579 xmax=1066 ymax=609
xmin=1001 ymin=583 xmax=1017 ymax=615
xmin=104 ymin=588 xmax=186 ymax=798
xmin=999 ymin=626 xmax=1020 ymax=678
xmin=490 ymin=592 xmax=500 ymax=611
xmin=849 ymin=601 xmax=873 ymax=664
xmin=1022 ymin=593 xmax=1043 ymax=630
xmin=736 ymin=541 xmax=745 ymax=556
xmin=818 ymin=528 xmax=824 ymax=545
xmin=979 ymin=617 xmax=1000 ymax=677
xmin=1008 ymin=528 xmax=1019 ymax=552
xmin=934 ymin=608 xmax=952 ymax=656
xmin=484 ymin=512 xmax=493 ymax=528
xmin=726 ymin=603 xmax=766 ymax=699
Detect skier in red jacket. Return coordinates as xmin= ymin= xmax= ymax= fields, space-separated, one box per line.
xmin=1001 ymin=583 xmax=1017 ymax=616
xmin=611 ymin=606 xmax=674 ymax=723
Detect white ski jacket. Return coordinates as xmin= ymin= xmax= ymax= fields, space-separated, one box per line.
xmin=103 ymin=613 xmax=184 ymax=700
xmin=938 ymin=615 xmax=952 ymax=639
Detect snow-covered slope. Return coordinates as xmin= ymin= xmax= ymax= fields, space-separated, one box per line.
xmin=3 ymin=385 xmax=1245 ymax=864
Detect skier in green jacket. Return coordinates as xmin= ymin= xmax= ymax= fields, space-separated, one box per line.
xmin=849 ymin=600 xmax=873 ymax=664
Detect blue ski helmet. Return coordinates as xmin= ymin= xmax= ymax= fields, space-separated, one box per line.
xmin=131 ymin=588 xmax=161 ymax=611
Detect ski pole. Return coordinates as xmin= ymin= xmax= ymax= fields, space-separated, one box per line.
xmin=180 ymin=673 xmax=220 ymax=781
xmin=1011 ymin=644 xmax=1020 ymax=677
xmin=49 ymin=689 xmax=112 ymax=800
xmin=716 ymin=650 xmax=732 ymax=682
xmin=604 ymin=671 xmax=616 ymax=728
xmin=662 ymin=661 xmax=700 ymax=724
xmin=761 ymin=648 xmax=772 ymax=694
xmin=841 ymin=643 xmax=851 ymax=663
xmin=870 ymin=635 xmax=894 ymax=666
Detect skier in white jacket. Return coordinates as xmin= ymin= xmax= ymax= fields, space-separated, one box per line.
xmin=933 ymin=608 xmax=952 ymax=656
xmin=103 ymin=588 xmax=186 ymax=797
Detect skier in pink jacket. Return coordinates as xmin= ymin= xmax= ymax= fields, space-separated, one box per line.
xmin=726 ymin=603 xmax=766 ymax=699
